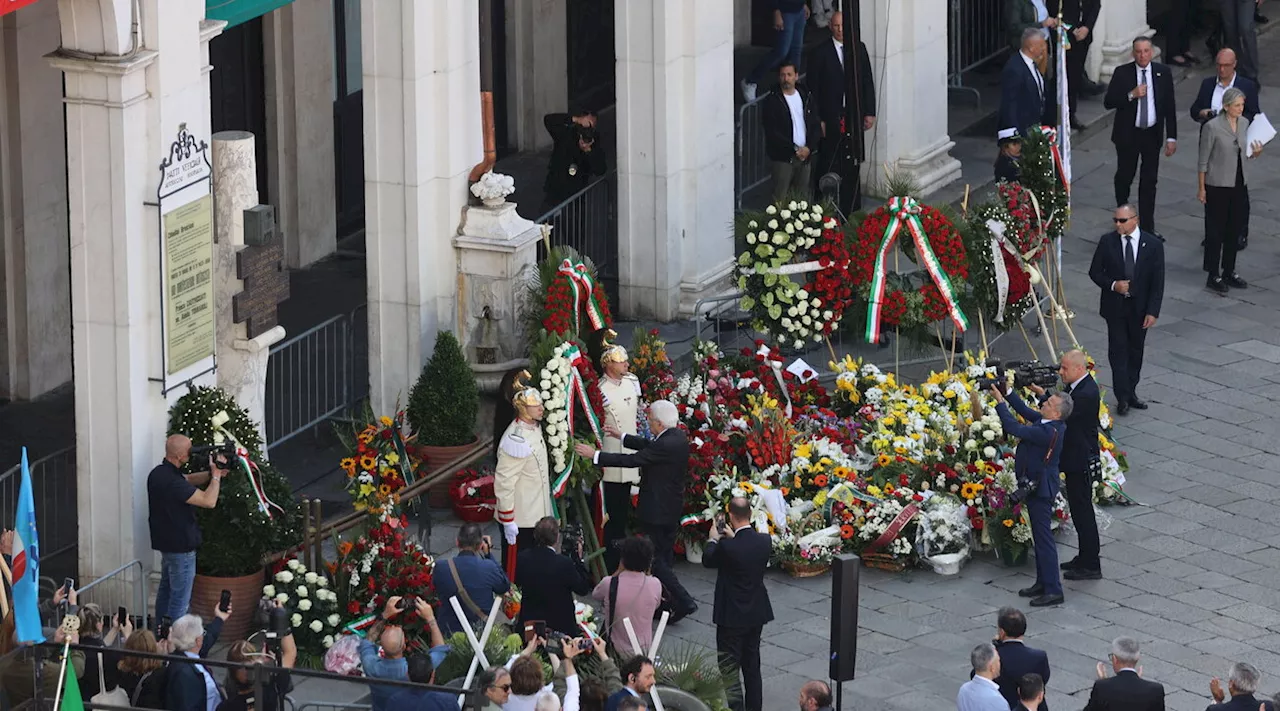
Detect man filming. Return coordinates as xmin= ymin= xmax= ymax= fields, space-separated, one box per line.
xmin=360 ymin=595 xmax=449 ymax=711
xmin=542 ymin=106 xmax=607 ymax=210
xmin=148 ymin=434 xmax=230 ymax=624
xmin=975 ymin=384 xmax=1070 ymax=607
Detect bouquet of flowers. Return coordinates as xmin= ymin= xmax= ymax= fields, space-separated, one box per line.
xmin=629 ymin=328 xmax=676 ymax=401
xmin=915 ymin=495 xmax=972 ymax=574
xmin=339 ymin=412 xmax=416 ymax=517
xmin=261 ymin=558 xmax=342 ymax=668
xmin=573 ymin=601 xmax=599 ymax=637
xmin=332 ymin=511 xmax=438 ymax=650
xmin=450 ymin=467 xmax=496 ymax=522
xmin=539 ymin=343 xmax=576 ymax=476
xmin=983 ymin=469 xmax=1033 ymax=560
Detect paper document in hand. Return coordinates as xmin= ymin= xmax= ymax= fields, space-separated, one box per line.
xmin=1247 ymin=113 xmax=1276 ymax=157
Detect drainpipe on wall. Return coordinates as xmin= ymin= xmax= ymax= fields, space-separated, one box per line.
xmin=469 ymin=0 xmax=497 ymax=182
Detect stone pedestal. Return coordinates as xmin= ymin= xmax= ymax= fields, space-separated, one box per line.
xmin=212 ymin=131 xmax=285 ymax=448
xmin=454 ymin=201 xmax=540 ymax=392
xmin=1087 ymin=0 xmax=1152 ymax=83
xmin=615 ymin=0 xmax=736 ymax=320
xmin=363 ymin=0 xmax=482 ymax=416
xmin=859 ymin=0 xmax=962 ymax=198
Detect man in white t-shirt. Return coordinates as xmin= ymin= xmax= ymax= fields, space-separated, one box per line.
xmin=761 ymin=62 xmax=820 ymax=200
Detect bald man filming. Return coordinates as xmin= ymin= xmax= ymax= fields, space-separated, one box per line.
xmin=148 ymin=434 xmax=229 ymax=624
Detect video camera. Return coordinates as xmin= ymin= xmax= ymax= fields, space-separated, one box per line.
xmin=561 ymin=523 xmax=584 ymax=560
xmin=190 ymin=441 xmax=236 ymax=468
xmin=978 ymin=359 xmax=1059 ymax=391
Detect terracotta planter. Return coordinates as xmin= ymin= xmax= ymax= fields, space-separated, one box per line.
xmin=190 ymin=569 xmax=264 ymax=641
xmin=418 ymin=439 xmax=480 ymax=508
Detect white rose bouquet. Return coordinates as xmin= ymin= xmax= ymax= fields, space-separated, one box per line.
xmin=539 ymin=342 xmax=577 ymax=475
xmin=262 ymin=558 xmax=341 ymax=668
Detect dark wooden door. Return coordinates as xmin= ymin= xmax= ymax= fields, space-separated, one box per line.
xmin=333 ymin=0 xmax=365 ymax=236
xmin=209 ymin=16 xmax=270 ymax=204
xmin=566 ymin=0 xmax=615 ymax=110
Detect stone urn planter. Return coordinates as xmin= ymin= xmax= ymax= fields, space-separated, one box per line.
xmin=418 ymin=439 xmax=481 ymax=508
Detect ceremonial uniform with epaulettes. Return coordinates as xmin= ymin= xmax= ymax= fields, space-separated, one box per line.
xmin=599 ymin=372 xmax=642 ymax=570
xmin=494 ymin=386 xmax=553 ymax=574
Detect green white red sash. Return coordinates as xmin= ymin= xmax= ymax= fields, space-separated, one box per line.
xmin=1037 ymin=126 xmax=1070 ymax=194
xmin=864 ymin=196 xmax=970 ymax=343
xmin=558 ymin=260 xmax=607 ymax=334
xmin=551 ymin=344 xmax=604 ymax=497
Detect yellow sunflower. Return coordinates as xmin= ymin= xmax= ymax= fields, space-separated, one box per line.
xmin=875 ymin=453 xmax=892 ymax=467
xmin=359 ymin=455 xmax=377 ymax=470
xmin=357 ymin=432 xmax=374 ymax=445
xmin=379 ymin=416 xmax=394 ymax=427
xmin=340 ymin=457 xmax=356 ymax=472
xmin=1002 ymin=519 xmax=1014 ymax=528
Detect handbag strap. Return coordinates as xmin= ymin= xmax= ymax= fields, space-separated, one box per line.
xmin=446 ymin=558 xmax=488 ymax=622
xmin=606 ymin=575 xmax=621 ymax=642
xmin=132 ymin=670 xmax=152 ymax=706
xmin=97 ymin=651 xmax=107 ymax=692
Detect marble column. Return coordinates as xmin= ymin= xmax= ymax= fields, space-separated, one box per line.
xmin=362 ymin=0 xmax=481 ymax=416
xmin=264 ymin=0 xmax=338 ymax=269
xmin=505 ymin=0 xmax=567 ymax=152
xmin=0 ymin=0 xmax=72 ymax=400
xmin=51 ymin=0 xmax=223 ymax=577
xmin=1087 ymin=0 xmax=1151 ymax=83
xmin=615 ymin=0 xmax=736 ymax=320
xmin=859 ymin=0 xmax=962 ymax=198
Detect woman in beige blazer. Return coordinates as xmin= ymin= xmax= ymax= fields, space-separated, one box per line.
xmin=1198 ymin=87 xmax=1264 ymax=293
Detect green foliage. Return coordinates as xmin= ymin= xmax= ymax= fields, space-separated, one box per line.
xmin=1019 ymin=128 xmax=1070 ymax=241
xmin=407 ymin=331 xmax=479 ymax=446
xmin=650 ymin=643 xmax=733 ymax=711
xmin=167 ymin=386 xmax=302 ymax=577
xmin=435 ymin=631 xmax=541 ymax=684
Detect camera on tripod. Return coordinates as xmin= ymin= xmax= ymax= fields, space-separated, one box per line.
xmin=978 ymin=359 xmax=1060 ymax=391
xmin=190 ymin=441 xmax=236 ymax=468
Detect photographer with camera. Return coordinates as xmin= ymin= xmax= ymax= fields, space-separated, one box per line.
xmin=505 ymin=633 xmax=585 ymax=711
xmin=975 ymin=384 xmax=1071 ymax=607
xmin=435 ymin=523 xmax=510 ymax=637
xmin=359 ymin=595 xmax=449 ymax=711
xmin=218 ymin=601 xmax=297 ymax=711
xmin=541 ymin=106 xmax=606 ymax=211
xmin=516 ymin=517 xmax=592 ymax=636
xmin=1029 ymin=350 xmax=1103 ymax=581
xmin=148 ymin=434 xmax=230 ymax=624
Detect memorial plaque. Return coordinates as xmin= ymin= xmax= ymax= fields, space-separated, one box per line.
xmin=232 ymin=238 xmax=290 ymax=339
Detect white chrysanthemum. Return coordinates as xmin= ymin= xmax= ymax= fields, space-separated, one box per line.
xmin=296 ymin=586 xmax=308 ymax=598
xmin=276 ymin=593 xmax=289 ymax=604
xmin=323 ymin=635 xmax=335 ymax=648
xmin=766 ymin=205 xmax=777 ymax=215
xmin=304 ymin=572 xmax=318 ymax=585
xmin=276 ymin=570 xmax=294 ymax=584
xmin=310 ymin=620 xmax=323 ymax=633
xmin=298 ymin=599 xmax=312 ymax=612
xmin=263 ymin=585 xmax=276 ymax=597
xmin=287 ymin=559 xmax=302 ymax=571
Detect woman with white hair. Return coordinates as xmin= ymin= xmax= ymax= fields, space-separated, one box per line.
xmin=1198 ymin=85 xmax=1264 ymax=294
xmin=575 ymin=399 xmax=698 ymax=623
xmin=164 ymin=604 xmax=231 ymax=711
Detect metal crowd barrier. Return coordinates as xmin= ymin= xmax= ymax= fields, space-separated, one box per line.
xmin=735 ymin=93 xmax=771 ymax=211
xmin=265 ymin=304 xmax=369 ymax=450
xmin=535 ymin=172 xmax=619 ymax=306
xmin=74 ymin=559 xmax=146 ymax=628
xmin=292 ymin=702 xmax=373 ymax=711
xmin=947 ymin=0 xmax=1009 ymax=105
xmin=0 ymin=446 xmax=78 ymax=578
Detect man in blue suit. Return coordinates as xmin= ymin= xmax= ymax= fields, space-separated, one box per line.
xmin=999 ymin=28 xmax=1048 ymax=140
xmin=605 ymin=656 xmax=656 ymax=711
xmin=433 ymin=523 xmax=510 ymax=637
xmin=993 ymin=608 xmax=1052 ymax=709
xmin=984 ymin=384 xmax=1070 ymax=607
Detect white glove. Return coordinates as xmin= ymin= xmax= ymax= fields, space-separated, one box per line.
xmin=502 ymin=522 xmax=519 ymax=545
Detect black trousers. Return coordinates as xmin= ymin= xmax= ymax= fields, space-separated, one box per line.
xmin=1063 ymin=468 xmax=1101 ymax=570
xmin=1065 ymin=37 xmax=1091 ymax=117
xmin=1114 ymin=127 xmax=1164 ymax=233
xmin=602 ymin=482 xmax=633 ymax=571
xmin=500 ymin=527 xmax=537 ymax=576
xmin=1106 ymin=307 xmax=1148 ymax=406
xmin=815 ymin=131 xmax=861 ymax=216
xmin=1204 ymin=182 xmax=1247 ymax=278
xmin=717 ymin=624 xmax=764 ymax=711
xmin=642 ymin=522 xmax=696 ymax=613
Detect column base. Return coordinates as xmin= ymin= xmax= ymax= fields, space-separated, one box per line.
xmin=865 ymin=135 xmax=963 ymax=199
xmin=678 ymin=258 xmax=736 ymax=319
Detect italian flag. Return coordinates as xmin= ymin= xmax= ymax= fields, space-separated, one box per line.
xmin=57 ymin=651 xmax=84 ymax=711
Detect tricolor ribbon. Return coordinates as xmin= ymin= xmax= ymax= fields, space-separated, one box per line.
xmin=863 ymin=502 xmax=920 ymax=554
xmin=557 ymin=260 xmax=607 ymax=334
xmin=863 ymin=196 xmax=970 ymax=343
xmin=1037 ymin=126 xmax=1071 ymax=194
xmin=210 ymin=411 xmax=284 ymax=519
xmin=550 ymin=345 xmax=605 ymax=498
xmin=390 ymin=426 xmax=415 ymax=487
xmin=985 ymin=219 xmax=1015 ymax=324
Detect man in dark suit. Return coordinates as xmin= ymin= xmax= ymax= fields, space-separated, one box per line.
xmin=984 ymin=386 xmax=1071 ymax=607
xmin=1207 ymin=663 xmax=1275 ymax=711
xmin=434 ymin=523 xmax=510 ymax=637
xmin=704 ymin=496 xmax=773 ymax=711
xmin=761 ymin=62 xmax=821 ymax=199
xmin=1048 ymin=0 xmax=1101 ymax=129
xmin=1191 ymin=48 xmax=1261 ymax=248
xmin=1000 ymin=29 xmax=1049 ymax=141
xmin=1104 ymin=36 xmax=1178 ymax=234
xmin=1088 ymin=204 xmax=1165 ymax=415
xmin=605 ymin=656 xmax=657 ymax=711
xmin=804 ymin=10 xmax=875 ymax=215
xmin=577 ymin=399 xmax=697 ymax=621
xmin=1032 ymin=350 xmax=1102 ymax=580
xmin=1084 ymin=637 xmax=1165 ymax=711
xmin=991 ymin=608 xmax=1053 ymax=709
xmin=515 ymin=517 xmax=592 ymax=635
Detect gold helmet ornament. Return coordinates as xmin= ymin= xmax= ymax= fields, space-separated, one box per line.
xmin=511 ymin=370 xmax=543 ymax=412
xmin=600 ymin=329 xmax=629 ymax=365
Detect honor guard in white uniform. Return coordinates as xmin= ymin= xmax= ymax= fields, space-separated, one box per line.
xmin=597 ymin=337 xmax=643 ymax=570
xmin=495 ymin=371 xmax=553 ymax=577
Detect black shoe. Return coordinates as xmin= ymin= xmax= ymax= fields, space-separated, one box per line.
xmin=1128 ymin=397 xmax=1148 ymax=410
xmin=1224 ymin=273 xmax=1248 ymax=289
xmin=1116 ymin=401 xmax=1130 ymax=416
xmin=1083 ymin=80 xmax=1106 ymax=97
xmin=1060 ymin=557 xmax=1081 ymax=571
xmin=1070 ymin=118 xmax=1086 ymax=131
xmin=1018 ymin=584 xmax=1045 ymax=598
xmin=1207 ymin=276 xmax=1229 ymax=294
xmin=1257 ymin=12 xmax=1269 ymax=23
xmin=669 ymin=604 xmax=697 ymax=624
xmin=1030 ymin=593 xmax=1065 ymax=607
xmin=1064 ymin=567 xmax=1103 ymax=581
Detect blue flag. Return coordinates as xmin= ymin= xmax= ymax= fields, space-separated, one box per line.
xmin=12 ymin=447 xmax=45 ymax=644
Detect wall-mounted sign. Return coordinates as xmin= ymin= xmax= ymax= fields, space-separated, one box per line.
xmin=0 ymin=0 xmax=41 ymax=18
xmin=157 ymin=124 xmax=216 ymax=392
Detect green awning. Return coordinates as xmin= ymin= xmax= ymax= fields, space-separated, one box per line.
xmin=206 ymin=0 xmax=295 ymax=28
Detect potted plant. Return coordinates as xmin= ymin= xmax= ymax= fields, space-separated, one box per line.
xmin=983 ymin=470 xmax=1033 ymax=567
xmin=168 ymin=386 xmax=302 ymax=640
xmin=407 ymin=331 xmax=480 ymax=506
xmin=678 ymin=525 xmax=709 ymax=565
xmin=449 ymin=467 xmax=496 ymax=523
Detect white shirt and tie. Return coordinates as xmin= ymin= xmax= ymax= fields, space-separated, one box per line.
xmin=1130 ymin=63 xmax=1175 ymax=145
xmin=1019 ymin=51 xmax=1044 ymax=101
xmin=1211 ymin=72 xmax=1237 ymax=112
xmin=1111 ymin=228 xmax=1141 ymax=296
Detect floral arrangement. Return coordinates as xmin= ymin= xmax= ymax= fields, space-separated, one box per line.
xmin=262 ymin=558 xmax=342 ymax=668
xmin=773 ymin=510 xmax=840 ymax=568
xmin=470 ymin=170 xmax=516 ymax=202
xmin=733 ymin=200 xmax=852 ymax=349
xmin=539 ymin=342 xmax=578 ymax=476
xmin=983 ymin=469 xmax=1034 ymax=557
xmin=1019 ymin=127 xmax=1071 ymax=242
xmin=450 ymin=467 xmax=496 ymax=522
xmin=526 ymin=247 xmax=613 ymax=341
xmin=339 ymin=413 xmax=415 ymax=516
xmin=573 ymin=601 xmax=599 ymax=637
xmin=629 ymin=327 xmax=676 ymax=401
xmin=915 ymin=495 xmax=972 ymax=559
xmin=962 ymin=202 xmax=1034 ymax=330
xmin=331 ymin=511 xmax=437 ymax=650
